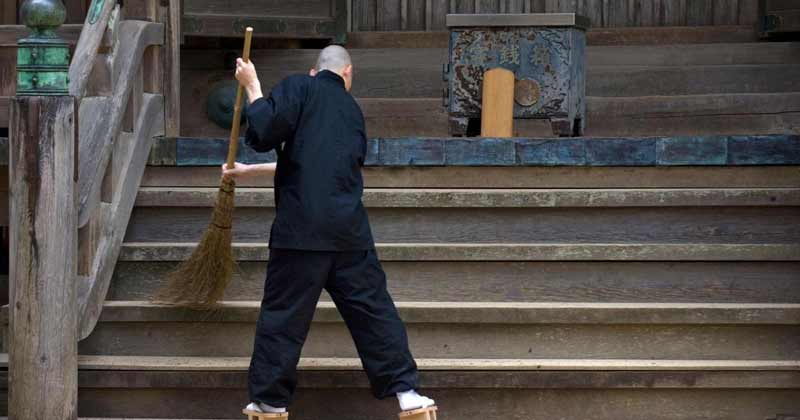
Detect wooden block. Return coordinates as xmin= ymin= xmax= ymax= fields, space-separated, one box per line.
xmin=399 ymin=406 xmax=438 ymax=420
xmin=242 ymin=409 xmax=289 ymax=419
xmin=480 ymin=68 xmax=515 ymax=138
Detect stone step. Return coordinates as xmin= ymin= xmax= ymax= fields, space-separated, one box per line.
xmin=119 ymin=242 xmax=800 ymax=262
xmin=125 ymin=203 xmax=800 ymax=243
xmin=149 ymin=134 xmax=800 ymax=168
xmin=1 ymin=354 xmax=797 ymax=419
xmin=109 ymin=260 xmax=800 ymax=303
xmin=72 ymin=302 xmax=800 ymax=360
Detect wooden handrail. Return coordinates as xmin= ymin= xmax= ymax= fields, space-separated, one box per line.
xmin=66 ymin=0 xmax=176 ymax=340
xmin=68 ymin=0 xmax=117 ymax=100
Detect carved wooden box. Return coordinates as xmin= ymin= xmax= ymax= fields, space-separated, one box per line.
xmin=444 ymin=13 xmax=588 ymax=137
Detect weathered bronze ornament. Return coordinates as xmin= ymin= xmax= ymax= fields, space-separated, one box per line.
xmin=207 ymin=80 xmax=249 ymax=130
xmin=514 ymin=78 xmax=541 ymax=107
xmin=16 ymin=0 xmax=70 ymax=96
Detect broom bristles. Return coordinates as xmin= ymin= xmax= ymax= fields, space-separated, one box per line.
xmin=151 ymin=177 xmax=237 ymax=309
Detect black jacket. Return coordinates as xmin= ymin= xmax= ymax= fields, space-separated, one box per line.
xmin=244 ymin=70 xmax=375 ymax=251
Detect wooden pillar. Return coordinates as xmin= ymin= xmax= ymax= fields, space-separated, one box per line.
xmin=9 ymin=95 xmax=78 ymax=420
xmin=480 ymin=67 xmax=515 ymax=138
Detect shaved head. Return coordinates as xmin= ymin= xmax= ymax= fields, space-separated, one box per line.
xmin=315 ymin=45 xmax=352 ymax=73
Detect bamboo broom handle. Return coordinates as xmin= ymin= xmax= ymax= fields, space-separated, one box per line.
xmin=226 ymin=27 xmax=254 ymax=170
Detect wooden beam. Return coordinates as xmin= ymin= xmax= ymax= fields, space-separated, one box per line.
xmin=8 ymin=95 xmax=78 ymax=420
xmin=161 ymin=0 xmax=181 ymax=137
xmin=0 ymin=24 xmax=97 ymax=47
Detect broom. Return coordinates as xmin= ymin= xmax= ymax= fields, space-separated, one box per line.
xmin=152 ymin=27 xmax=254 ymax=309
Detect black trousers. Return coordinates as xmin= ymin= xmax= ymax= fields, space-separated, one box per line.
xmin=248 ymin=248 xmax=419 ymax=407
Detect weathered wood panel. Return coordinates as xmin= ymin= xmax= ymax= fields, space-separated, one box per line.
xmin=141 ymin=166 xmax=800 ymax=189
xmin=351 ymin=0 xmax=749 ymax=30
xmin=0 ymin=0 xmax=16 ymax=25
xmin=181 ymin=49 xmax=799 ymax=100
xmin=184 ymin=0 xmax=333 ymax=17
xmin=80 ymin=316 xmax=800 ymax=359
xmin=109 ymin=260 xmax=800 ymax=303
xmin=125 ymin=206 xmax=800 ymax=244
xmin=69 ymin=386 xmax=800 ymax=420
xmin=8 ymin=96 xmax=78 ymax=420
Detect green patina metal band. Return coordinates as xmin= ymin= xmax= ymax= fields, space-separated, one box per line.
xmin=87 ymin=0 xmax=106 ymax=24
xmin=16 ymin=0 xmax=70 ymax=95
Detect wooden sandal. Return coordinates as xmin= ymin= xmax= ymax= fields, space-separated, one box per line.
xmin=242 ymin=409 xmax=289 ymax=419
xmin=398 ymin=405 xmax=438 ymax=420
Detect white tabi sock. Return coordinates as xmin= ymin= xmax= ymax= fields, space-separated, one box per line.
xmin=397 ymin=390 xmax=435 ymax=411
xmin=245 ymin=402 xmax=288 ymax=413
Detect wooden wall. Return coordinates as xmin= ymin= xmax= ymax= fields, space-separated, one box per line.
xmin=0 ymin=0 xmax=91 ymax=24
xmin=351 ymin=0 xmax=761 ymax=31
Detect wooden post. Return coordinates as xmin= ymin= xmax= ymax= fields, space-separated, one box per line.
xmin=9 ymin=1 xmax=78 ymax=419
xmin=480 ymin=67 xmax=515 ymax=138
xmin=9 ymin=95 xmax=78 ymax=420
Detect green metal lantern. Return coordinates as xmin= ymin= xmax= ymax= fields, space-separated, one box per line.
xmin=16 ymin=0 xmax=71 ymax=96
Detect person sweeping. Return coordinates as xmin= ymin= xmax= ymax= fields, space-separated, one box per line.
xmin=228 ymin=45 xmax=438 ymax=419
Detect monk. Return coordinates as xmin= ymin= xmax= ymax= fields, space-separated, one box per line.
xmin=224 ymin=45 xmax=437 ymax=416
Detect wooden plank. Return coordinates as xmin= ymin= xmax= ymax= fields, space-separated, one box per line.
xmin=183 ymin=52 xmax=800 ymax=100
xmin=659 ymin=0 xmax=688 ymax=25
xmin=376 ymin=0 xmax=402 ymax=30
xmin=125 ymin=205 xmax=800 ymax=244
xmin=77 ymin=21 xmax=163 ymax=227
xmin=430 ymin=0 xmax=450 ymax=29
xmin=183 ymin=0 xmax=332 ymax=16
xmin=713 ymin=0 xmax=740 ymax=24
xmin=604 ymin=0 xmax=629 ymax=27
xmin=0 ymin=48 xmax=14 ymax=99
xmin=77 ymin=93 xmax=164 ymax=341
xmin=477 ymin=0 xmax=501 ymax=13
xmin=354 ymin=0 xmax=377 ymax=31
xmin=93 ymin=301 xmax=800 ymax=325
xmin=52 ymin=383 xmax=800 ymax=419
xmin=162 ymin=0 xmax=180 ymax=137
xmin=8 ymin=96 xmax=78 ymax=420
xmin=344 ymin=25 xmax=757 ymax=47
xmin=0 ymin=354 xmax=783 ymax=372
xmin=134 ymin=187 xmax=800 ymax=208
xmin=578 ymin=0 xmax=603 ymax=27
xmin=141 ymin=165 xmax=800 ymax=189
xmin=687 ymin=0 xmax=714 ymax=25
xmin=69 ymin=0 xmax=118 ymax=100
xmin=738 ymin=0 xmax=759 ymax=25
xmin=65 ymin=0 xmax=88 ymax=24
xmin=80 ymin=319 xmax=800 ymax=359
xmin=407 ymin=0 xmax=428 ymax=30
xmin=0 ymin=0 xmax=15 ymax=25
xmin=110 ymin=260 xmax=800 ymax=303
xmin=0 ymin=24 xmax=107 ymax=48
xmin=118 ymin=243 xmax=800 ymax=262
xmin=454 ymin=0 xmax=475 ymax=13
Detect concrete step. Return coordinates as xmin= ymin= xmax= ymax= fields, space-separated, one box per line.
xmin=109 ymin=259 xmax=800 ymax=303
xmin=72 ymin=302 xmax=800 ymax=360
xmin=1 ymin=354 xmax=797 ymax=419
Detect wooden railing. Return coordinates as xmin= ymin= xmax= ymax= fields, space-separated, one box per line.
xmin=66 ymin=0 xmax=179 ymax=340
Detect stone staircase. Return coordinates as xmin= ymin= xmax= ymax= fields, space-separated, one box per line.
xmin=2 ymin=27 xmax=800 ymax=419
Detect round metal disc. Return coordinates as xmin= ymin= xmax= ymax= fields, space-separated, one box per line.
xmin=514 ymin=78 xmax=541 ymax=107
